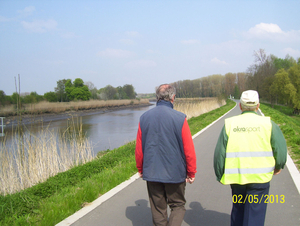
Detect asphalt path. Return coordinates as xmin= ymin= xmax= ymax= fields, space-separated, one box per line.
xmin=57 ymin=102 xmax=300 ymax=226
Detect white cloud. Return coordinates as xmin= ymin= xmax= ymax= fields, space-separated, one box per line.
xmin=97 ymin=48 xmax=135 ymax=58
xmin=125 ymin=60 xmax=157 ymax=68
xmin=17 ymin=6 xmax=36 ymax=17
xmin=21 ymin=19 xmax=57 ymax=33
xmin=211 ymin=57 xmax=228 ymax=65
xmin=282 ymin=48 xmax=300 ymax=58
xmin=284 ymin=30 xmax=300 ymax=42
xmin=248 ymin=23 xmax=283 ymax=36
xmin=246 ymin=23 xmax=300 ymax=42
xmin=181 ymin=39 xmax=199 ymax=45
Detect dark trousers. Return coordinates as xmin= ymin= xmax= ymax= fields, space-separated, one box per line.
xmin=230 ymin=182 xmax=270 ymax=226
xmin=146 ymin=181 xmax=186 ymax=226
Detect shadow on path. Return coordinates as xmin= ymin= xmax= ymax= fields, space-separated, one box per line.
xmin=126 ymin=199 xmax=152 ymax=226
xmin=184 ymin=202 xmax=230 ymax=226
xmin=126 ymin=200 xmax=230 ymax=226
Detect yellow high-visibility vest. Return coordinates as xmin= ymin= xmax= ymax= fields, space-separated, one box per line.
xmin=220 ymin=113 xmax=275 ymax=185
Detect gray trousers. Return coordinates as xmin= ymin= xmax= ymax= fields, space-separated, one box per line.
xmin=146 ymin=181 xmax=186 ymax=226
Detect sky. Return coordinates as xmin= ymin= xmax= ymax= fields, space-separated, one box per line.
xmin=0 ymin=0 xmax=300 ymax=95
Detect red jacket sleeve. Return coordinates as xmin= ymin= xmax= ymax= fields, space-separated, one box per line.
xmin=135 ymin=122 xmax=143 ymax=174
xmin=182 ymin=118 xmax=197 ymax=178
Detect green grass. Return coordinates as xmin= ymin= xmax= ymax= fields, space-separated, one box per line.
xmin=260 ymin=103 xmax=300 ymax=169
xmin=261 ymin=102 xmax=295 ymax=116
xmin=0 ymin=99 xmax=237 ymax=225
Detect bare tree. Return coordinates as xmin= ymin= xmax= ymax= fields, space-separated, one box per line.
xmin=85 ymin=81 xmax=98 ymax=99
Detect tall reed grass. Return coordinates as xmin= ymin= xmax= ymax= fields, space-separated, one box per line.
xmin=0 ymin=118 xmax=94 ymax=195
xmin=174 ymin=97 xmax=226 ymax=119
xmin=0 ymin=99 xmax=150 ymax=117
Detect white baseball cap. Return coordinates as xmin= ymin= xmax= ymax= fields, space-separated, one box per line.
xmin=240 ymin=90 xmax=259 ymax=106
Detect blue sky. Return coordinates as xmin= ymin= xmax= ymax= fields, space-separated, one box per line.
xmin=1 ymin=0 xmax=300 ymax=95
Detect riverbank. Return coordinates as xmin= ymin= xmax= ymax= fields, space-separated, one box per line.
xmin=2 ymin=101 xmax=153 ymax=127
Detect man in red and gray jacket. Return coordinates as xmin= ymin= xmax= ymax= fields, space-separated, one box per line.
xmin=135 ymin=84 xmax=197 ymax=226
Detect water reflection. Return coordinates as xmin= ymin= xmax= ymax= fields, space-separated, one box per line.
xmin=1 ymin=103 xmax=155 ymax=155
xmin=81 ymin=105 xmax=155 ymax=154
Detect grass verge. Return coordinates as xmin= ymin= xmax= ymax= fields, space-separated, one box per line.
xmin=0 ymin=99 xmax=236 ymax=225
xmin=260 ymin=103 xmax=300 ymax=170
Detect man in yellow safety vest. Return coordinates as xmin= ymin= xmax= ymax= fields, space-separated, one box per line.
xmin=214 ymin=90 xmax=287 ymax=226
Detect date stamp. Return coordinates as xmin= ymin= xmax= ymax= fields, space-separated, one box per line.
xmin=232 ymin=194 xmax=285 ymax=204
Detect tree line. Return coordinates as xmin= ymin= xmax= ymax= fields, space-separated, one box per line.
xmin=0 ymin=78 xmax=137 ymax=106
xmin=171 ymin=49 xmax=300 ymax=113
xmin=1 ymin=49 xmax=300 ymax=113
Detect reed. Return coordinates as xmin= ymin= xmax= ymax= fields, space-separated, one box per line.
xmin=0 ymin=99 xmax=150 ymax=116
xmin=0 ymin=118 xmax=94 ymax=195
xmin=174 ymin=97 xmax=226 ymax=119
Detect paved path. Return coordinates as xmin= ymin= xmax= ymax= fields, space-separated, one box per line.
xmin=57 ymin=102 xmax=300 ymax=226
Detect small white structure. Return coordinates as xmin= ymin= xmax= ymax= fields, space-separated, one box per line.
xmin=0 ymin=117 xmax=5 ymax=137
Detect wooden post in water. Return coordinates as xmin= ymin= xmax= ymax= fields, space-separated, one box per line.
xmin=0 ymin=117 xmax=5 ymax=137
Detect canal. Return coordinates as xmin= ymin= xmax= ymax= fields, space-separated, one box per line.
xmin=1 ymin=103 xmax=155 ymax=155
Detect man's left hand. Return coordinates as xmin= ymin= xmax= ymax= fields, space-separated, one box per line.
xmin=186 ymin=177 xmax=195 ymax=184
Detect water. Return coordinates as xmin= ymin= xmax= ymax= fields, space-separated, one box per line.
xmin=1 ymin=103 xmax=156 ymax=155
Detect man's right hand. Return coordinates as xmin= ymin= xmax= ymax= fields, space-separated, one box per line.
xmin=274 ymin=169 xmax=282 ymax=175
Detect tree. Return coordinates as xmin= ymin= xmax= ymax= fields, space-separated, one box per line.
xmin=270 ymin=69 xmax=295 ymax=105
xmin=288 ymin=63 xmax=300 ymax=93
xmin=44 ymin=91 xmax=58 ymax=102
xmin=23 ymin=92 xmax=44 ymax=104
xmin=210 ymin=74 xmax=224 ymax=97
xmin=284 ymin=83 xmax=297 ymax=107
xmin=233 ymin=84 xmax=240 ymax=99
xmin=55 ymin=79 xmax=68 ymax=102
xmin=65 ymin=78 xmax=91 ymax=101
xmin=288 ymin=63 xmax=300 ymax=112
xmin=247 ymin=49 xmax=277 ymax=101
xmin=123 ymin=84 xmax=136 ymax=99
xmin=224 ymin=73 xmax=236 ymax=97
xmin=74 ymin=78 xmax=84 ymax=87
xmin=236 ymin=73 xmax=247 ymax=94
xmin=99 ymin=85 xmax=117 ymax=100
xmin=0 ymin=90 xmax=6 ymax=106
xmin=116 ymin=86 xmax=127 ymax=99
xmin=70 ymin=86 xmax=91 ymax=101
xmin=200 ymin=77 xmax=210 ymax=97
xmin=85 ymin=81 xmax=98 ymax=99
xmin=273 ymin=55 xmax=296 ymax=71
xmin=11 ymin=92 xmax=22 ymax=105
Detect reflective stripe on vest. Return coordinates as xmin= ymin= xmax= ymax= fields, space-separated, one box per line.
xmin=226 ymin=151 xmax=274 ymax=158
xmin=225 ymin=167 xmax=274 ymax=174
xmin=220 ymin=113 xmax=275 ymax=185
